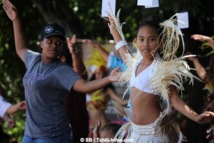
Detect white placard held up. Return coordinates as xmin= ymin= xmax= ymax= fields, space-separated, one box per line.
xmin=145 ymin=0 xmax=159 ymax=8
xmin=177 ymin=12 xmax=189 ymax=29
xmin=137 ymin=0 xmax=153 ymax=6
xmin=101 ymin=0 xmax=116 ymax=17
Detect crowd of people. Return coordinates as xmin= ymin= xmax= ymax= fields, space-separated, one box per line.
xmin=1 ymin=0 xmax=214 ymax=142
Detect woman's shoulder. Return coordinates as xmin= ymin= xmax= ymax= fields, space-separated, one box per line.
xmin=56 ymin=62 xmax=73 ymax=72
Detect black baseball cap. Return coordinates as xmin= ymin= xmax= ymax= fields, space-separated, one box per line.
xmin=41 ymin=23 xmax=65 ymax=40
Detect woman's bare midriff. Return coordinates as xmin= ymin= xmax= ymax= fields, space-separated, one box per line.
xmin=130 ymin=88 xmax=161 ymax=125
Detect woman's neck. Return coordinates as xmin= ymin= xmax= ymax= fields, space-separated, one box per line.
xmin=142 ymin=57 xmax=154 ymax=65
xmin=42 ymin=57 xmax=58 ymax=64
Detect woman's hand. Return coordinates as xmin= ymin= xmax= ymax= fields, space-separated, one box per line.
xmin=109 ymin=67 xmax=121 ymax=82
xmin=195 ymin=111 xmax=214 ymax=124
xmin=107 ymin=15 xmax=116 ymax=34
xmin=191 ymin=34 xmax=214 ymax=50
xmin=66 ymin=35 xmax=77 ymax=54
xmin=6 ymin=118 xmax=16 ymax=128
xmin=107 ymin=15 xmax=121 ymax=40
xmin=191 ymin=34 xmax=212 ymax=42
xmin=93 ymin=120 xmax=101 ymax=138
xmin=17 ymin=101 xmax=26 ymax=110
xmin=3 ymin=0 xmax=18 ymax=21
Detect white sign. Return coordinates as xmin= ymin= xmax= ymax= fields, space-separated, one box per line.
xmin=101 ymin=0 xmax=116 ymax=17
xmin=177 ymin=12 xmax=189 ymax=29
xmin=137 ymin=0 xmax=153 ymax=6
xmin=145 ymin=0 xmax=159 ymax=8
xmin=137 ymin=0 xmax=159 ymax=8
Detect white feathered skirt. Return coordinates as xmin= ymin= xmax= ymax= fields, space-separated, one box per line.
xmin=115 ymin=109 xmax=183 ymax=143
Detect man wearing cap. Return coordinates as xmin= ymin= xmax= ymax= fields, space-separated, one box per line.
xmin=3 ymin=0 xmax=121 ymax=143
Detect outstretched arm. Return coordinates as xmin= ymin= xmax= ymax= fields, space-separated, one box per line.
xmin=191 ymin=34 xmax=214 ymax=50
xmin=3 ymin=0 xmax=27 ymax=61
xmin=6 ymin=101 xmax=26 ymax=114
xmin=169 ymin=86 xmax=214 ymax=124
xmin=108 ymin=15 xmax=129 ymax=62
xmin=73 ymin=67 xmax=121 ymax=93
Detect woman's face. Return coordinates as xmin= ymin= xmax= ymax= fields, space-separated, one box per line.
xmin=136 ymin=26 xmax=159 ymax=58
xmin=40 ymin=36 xmax=64 ymax=61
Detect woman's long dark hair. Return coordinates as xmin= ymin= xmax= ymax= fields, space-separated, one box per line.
xmin=138 ymin=16 xmax=163 ymax=35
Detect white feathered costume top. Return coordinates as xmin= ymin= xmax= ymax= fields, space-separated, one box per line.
xmin=121 ymin=51 xmax=196 ymax=118
xmin=108 ymin=10 xmax=197 ymax=118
